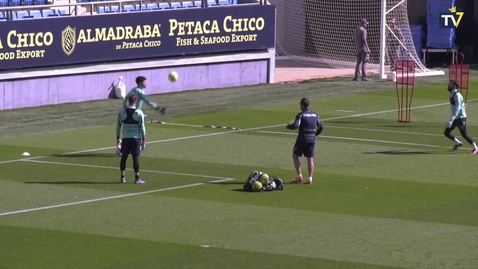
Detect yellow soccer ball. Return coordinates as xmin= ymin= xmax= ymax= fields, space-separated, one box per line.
xmin=251 ymin=181 xmax=263 ymax=192
xmin=259 ymin=173 xmax=270 ymax=185
xmin=168 ymin=71 xmax=178 ymax=82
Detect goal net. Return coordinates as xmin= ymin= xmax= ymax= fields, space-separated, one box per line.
xmin=269 ymin=0 xmax=444 ymax=78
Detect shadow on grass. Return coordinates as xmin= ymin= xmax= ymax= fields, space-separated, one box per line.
xmin=231 ymin=189 xmax=248 ymax=192
xmin=207 ymin=182 xmax=244 ymax=185
xmin=362 ymin=150 xmax=446 ymax=155
xmin=378 ymin=125 xmax=419 ymax=128
xmin=326 ymin=121 xmax=359 ymax=124
xmin=25 ymin=181 xmax=119 ymax=185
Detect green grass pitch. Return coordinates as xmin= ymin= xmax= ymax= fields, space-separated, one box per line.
xmin=1 ymin=71 xmax=478 ymax=269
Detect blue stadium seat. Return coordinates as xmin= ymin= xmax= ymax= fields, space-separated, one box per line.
xmin=15 ymin=11 xmax=29 ymax=19
xmin=98 ymin=6 xmax=108 ymax=13
xmin=207 ymin=0 xmax=217 ymax=6
xmin=146 ymin=3 xmax=158 ymax=10
xmin=218 ymin=0 xmax=229 ymax=5
xmin=57 ymin=9 xmax=71 ymax=16
xmin=123 ymin=4 xmax=135 ymax=12
xmin=182 ymin=1 xmax=194 ymax=7
xmin=170 ymin=2 xmax=182 ymax=8
xmin=0 ymin=0 xmax=7 ymax=7
xmin=230 ymin=0 xmax=237 ymax=3
xmin=36 ymin=0 xmax=46 ymax=4
xmin=11 ymin=0 xmax=21 ymax=6
xmin=0 ymin=11 xmax=5 ymax=20
xmin=24 ymin=0 xmax=34 ymax=5
xmin=135 ymin=4 xmax=146 ymax=11
xmin=158 ymin=3 xmax=169 ymax=9
xmin=109 ymin=6 xmax=119 ymax=12
xmin=194 ymin=0 xmax=201 ymax=7
xmin=42 ymin=9 xmax=57 ymax=17
xmin=30 ymin=10 xmax=42 ymax=18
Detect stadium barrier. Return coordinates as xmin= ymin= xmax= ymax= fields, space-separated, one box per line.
xmin=0 ymin=2 xmax=276 ymax=110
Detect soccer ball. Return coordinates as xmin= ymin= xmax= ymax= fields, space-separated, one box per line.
xmin=251 ymin=181 xmax=263 ymax=192
xmin=168 ymin=71 xmax=178 ymax=82
xmin=259 ymin=173 xmax=270 ymax=185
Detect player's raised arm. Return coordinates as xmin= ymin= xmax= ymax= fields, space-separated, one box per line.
xmin=136 ymin=89 xmax=158 ymax=110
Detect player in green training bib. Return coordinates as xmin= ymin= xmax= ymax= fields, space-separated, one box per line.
xmin=123 ymin=76 xmax=168 ymax=116
xmin=444 ymin=80 xmax=478 ymax=154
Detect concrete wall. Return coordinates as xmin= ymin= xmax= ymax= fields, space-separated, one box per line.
xmin=0 ymin=51 xmax=274 ymax=110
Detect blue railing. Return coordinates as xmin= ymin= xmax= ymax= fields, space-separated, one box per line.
xmin=0 ymin=0 xmax=244 ymax=20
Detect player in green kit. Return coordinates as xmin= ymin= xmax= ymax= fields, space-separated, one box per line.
xmin=117 ymin=76 xmax=167 ymax=156
xmin=117 ymin=95 xmax=147 ymax=184
xmin=444 ymin=80 xmax=478 ymax=154
xmin=123 ymin=76 xmax=168 ymax=115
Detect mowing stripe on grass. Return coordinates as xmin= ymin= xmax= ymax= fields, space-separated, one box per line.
xmin=0 ymin=177 xmax=234 ymax=217
xmin=0 ymin=124 xmax=276 ymax=165
xmin=326 ymin=125 xmax=443 ymax=137
xmin=323 ymin=98 xmax=478 ymax=122
xmin=159 ymin=99 xmax=478 ymax=130
xmin=0 ymin=99 xmax=474 ymax=166
xmin=23 ymin=159 xmax=230 ymax=180
xmin=257 ymin=130 xmax=471 ymax=150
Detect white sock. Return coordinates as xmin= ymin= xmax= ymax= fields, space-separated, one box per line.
xmin=455 ymin=138 xmax=462 ymax=144
xmin=473 ymin=142 xmax=477 ymax=149
xmin=298 ymin=174 xmax=302 ymax=179
xmin=308 ymin=177 xmax=312 ymax=182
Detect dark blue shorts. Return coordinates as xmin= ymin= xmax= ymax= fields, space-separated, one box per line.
xmin=121 ymin=138 xmax=142 ymax=156
xmin=293 ymin=142 xmax=315 ymax=158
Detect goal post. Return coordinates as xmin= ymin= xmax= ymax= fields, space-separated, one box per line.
xmin=379 ymin=0 xmax=444 ymax=79
xmin=269 ymin=0 xmax=445 ymax=79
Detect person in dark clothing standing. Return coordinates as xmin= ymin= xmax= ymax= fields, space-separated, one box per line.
xmin=286 ymin=98 xmax=324 ymax=185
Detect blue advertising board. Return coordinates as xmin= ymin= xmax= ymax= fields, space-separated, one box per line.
xmin=0 ymin=4 xmax=276 ymax=70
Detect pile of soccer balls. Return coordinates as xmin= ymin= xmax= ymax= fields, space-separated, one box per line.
xmin=251 ymin=172 xmax=271 ymax=191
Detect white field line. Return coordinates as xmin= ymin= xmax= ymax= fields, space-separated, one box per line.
xmin=159 ymin=99 xmax=478 ymax=129
xmin=0 ymin=100 xmax=473 ymax=216
xmin=322 ymin=98 xmax=478 ymax=122
xmin=0 ymin=123 xmax=281 ymax=165
xmin=326 ymin=125 xmax=443 ymax=137
xmin=23 ymin=159 xmax=230 ymax=180
xmin=0 ymin=99 xmax=473 ymax=166
xmin=257 ymin=130 xmax=473 ymax=150
xmin=0 ymin=177 xmax=234 ymax=217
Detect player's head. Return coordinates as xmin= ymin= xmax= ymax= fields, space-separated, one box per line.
xmin=136 ymin=76 xmax=147 ymax=89
xmin=300 ymin=98 xmax=310 ymax=111
xmin=448 ymin=80 xmax=459 ymax=91
xmin=128 ymin=94 xmax=138 ymax=106
xmin=360 ymin=19 xmax=369 ymax=28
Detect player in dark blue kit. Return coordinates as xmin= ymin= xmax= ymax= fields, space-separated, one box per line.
xmin=286 ymin=98 xmax=324 ymax=185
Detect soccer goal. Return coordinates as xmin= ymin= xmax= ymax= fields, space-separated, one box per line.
xmin=269 ymin=0 xmax=445 ymax=79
